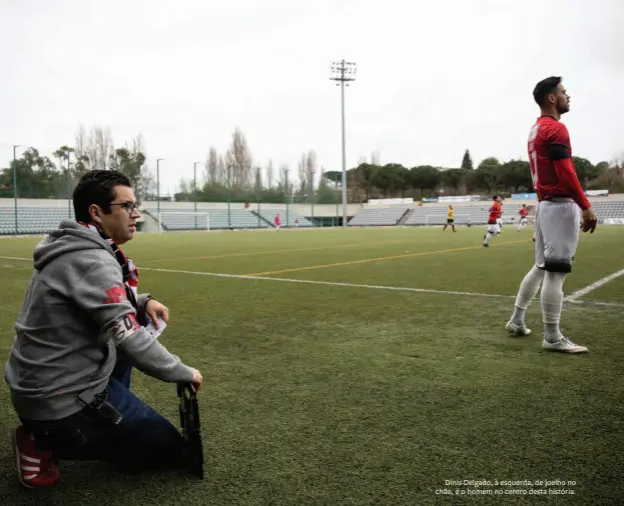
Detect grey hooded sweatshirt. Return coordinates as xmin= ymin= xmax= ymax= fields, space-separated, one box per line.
xmin=4 ymin=220 xmax=194 ymax=422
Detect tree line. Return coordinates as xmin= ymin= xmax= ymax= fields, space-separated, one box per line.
xmin=335 ymin=150 xmax=622 ymax=203
xmin=2 ymin=126 xmax=624 ymax=205
xmin=0 ymin=125 xmax=153 ymax=200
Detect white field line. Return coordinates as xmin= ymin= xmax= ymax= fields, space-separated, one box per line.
xmin=141 ymin=266 xmax=515 ymax=300
xmin=564 ymin=268 xmax=624 ymax=302
xmin=2 ymin=256 xmax=623 ymax=308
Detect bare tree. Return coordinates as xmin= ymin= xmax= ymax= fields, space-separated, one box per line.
xmin=130 ymin=133 xmax=146 ymax=156
xmin=217 ymin=154 xmax=227 ymax=185
xmin=305 ymin=150 xmax=317 ymax=187
xmin=91 ymin=126 xmax=115 ymax=171
xmin=370 ymin=150 xmax=381 ymax=166
xmin=75 ymin=124 xmax=88 ymax=162
xmin=74 ymin=124 xmax=115 ymax=171
xmin=140 ymin=166 xmax=156 ymax=200
xmin=279 ymin=164 xmax=292 ymax=198
xmin=226 ymin=127 xmax=252 ymax=188
xmin=205 ymin=147 xmax=219 ymax=184
xmin=266 ymin=159 xmax=274 ymax=188
xmin=611 ymin=151 xmax=624 ymax=170
xmin=298 ymin=153 xmax=307 ymax=187
xmin=179 ymin=178 xmax=190 ymax=195
xmin=224 ymin=149 xmax=235 ymax=185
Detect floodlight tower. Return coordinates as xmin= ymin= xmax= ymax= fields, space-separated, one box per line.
xmin=329 ymin=60 xmax=357 ymax=227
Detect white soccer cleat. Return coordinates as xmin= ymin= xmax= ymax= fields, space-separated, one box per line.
xmin=505 ymin=320 xmax=532 ymax=337
xmin=542 ymin=337 xmax=588 ymax=353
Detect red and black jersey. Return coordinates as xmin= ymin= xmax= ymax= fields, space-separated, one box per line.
xmin=527 ymin=116 xmax=590 ymax=210
xmin=488 ymin=202 xmax=502 ymax=224
xmin=519 ymin=207 xmax=528 ymax=218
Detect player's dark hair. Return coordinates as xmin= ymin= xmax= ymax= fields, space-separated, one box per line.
xmin=533 ymin=76 xmax=562 ymax=107
xmin=73 ymin=170 xmax=132 ymax=223
xmin=493 ymin=195 xmax=499 ymax=200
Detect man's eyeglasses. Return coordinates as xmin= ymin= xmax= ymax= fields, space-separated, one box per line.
xmin=109 ymin=201 xmax=141 ymax=214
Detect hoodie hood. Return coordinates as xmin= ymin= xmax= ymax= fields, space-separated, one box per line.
xmin=34 ymin=220 xmax=113 ymax=271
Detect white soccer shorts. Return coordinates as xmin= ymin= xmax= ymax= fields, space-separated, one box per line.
xmin=534 ymin=199 xmax=580 ymax=273
xmin=520 ymin=217 xmax=528 ymax=225
xmin=487 ymin=223 xmax=500 ymax=235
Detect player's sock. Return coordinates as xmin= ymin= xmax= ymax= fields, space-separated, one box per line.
xmin=483 ymin=233 xmax=493 ymax=244
xmin=540 ymin=271 xmax=567 ymax=343
xmin=511 ymin=265 xmax=544 ymax=325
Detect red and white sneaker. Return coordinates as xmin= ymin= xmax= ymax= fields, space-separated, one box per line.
xmin=11 ymin=425 xmax=60 ymax=488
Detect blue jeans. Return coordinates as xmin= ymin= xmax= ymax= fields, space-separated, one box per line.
xmin=22 ymin=354 xmax=187 ymax=470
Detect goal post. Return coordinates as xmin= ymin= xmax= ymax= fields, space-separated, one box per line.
xmin=158 ymin=212 xmax=210 ymax=234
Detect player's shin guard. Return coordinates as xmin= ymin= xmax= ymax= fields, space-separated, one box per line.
xmin=511 ymin=265 xmax=545 ymax=325
xmin=483 ymin=233 xmax=493 ymax=244
xmin=540 ymin=271 xmax=567 ymax=343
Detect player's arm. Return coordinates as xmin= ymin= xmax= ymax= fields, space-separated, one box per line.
xmin=71 ymin=258 xmax=195 ymax=383
xmin=547 ymin=126 xmax=591 ymax=210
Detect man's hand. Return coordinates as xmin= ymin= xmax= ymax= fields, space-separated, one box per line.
xmin=581 ymin=207 xmax=598 ymax=233
xmin=190 ymin=368 xmax=203 ymax=392
xmin=145 ymin=299 xmax=169 ymax=328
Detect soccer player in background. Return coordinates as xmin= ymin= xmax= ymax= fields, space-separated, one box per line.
xmin=496 ymin=201 xmax=504 ymax=233
xmin=442 ymin=205 xmax=456 ymax=232
xmin=505 ymin=76 xmax=597 ymax=353
xmin=482 ymin=196 xmax=502 ymax=247
xmin=517 ymin=204 xmax=529 ymax=231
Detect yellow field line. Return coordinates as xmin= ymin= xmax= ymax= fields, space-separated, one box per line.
xmin=139 ymin=239 xmax=410 ymax=264
xmin=245 ymin=239 xmax=529 ymax=277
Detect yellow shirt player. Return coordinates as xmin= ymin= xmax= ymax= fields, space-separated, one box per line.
xmin=443 ymin=205 xmax=456 ymax=232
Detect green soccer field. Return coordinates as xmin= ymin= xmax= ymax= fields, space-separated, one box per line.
xmin=1 ymin=225 xmax=623 ymax=506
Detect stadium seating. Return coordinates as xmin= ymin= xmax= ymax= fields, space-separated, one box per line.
xmin=404 ymin=204 xmax=524 ymax=226
xmin=145 ymin=208 xmax=270 ymax=230
xmin=252 ymin=209 xmax=314 ymax=228
xmin=347 ymin=207 xmax=408 ymax=226
xmin=591 ymin=200 xmax=624 ymax=222
xmin=0 ymin=207 xmax=72 ymax=235
xmin=1 ymin=200 xmax=623 ymax=235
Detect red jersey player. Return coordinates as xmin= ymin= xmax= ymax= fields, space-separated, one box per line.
xmin=482 ymin=196 xmax=502 ymax=247
xmin=517 ymin=204 xmax=529 ymax=231
xmin=505 ymin=76 xmax=597 ymax=354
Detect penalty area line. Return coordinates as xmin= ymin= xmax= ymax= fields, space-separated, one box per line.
xmin=141 ymin=266 xmax=624 ymax=307
xmin=3 ymin=256 xmax=623 ymax=308
xmin=564 ymin=268 xmax=624 ymax=302
xmin=140 ymin=266 xmax=515 ymax=300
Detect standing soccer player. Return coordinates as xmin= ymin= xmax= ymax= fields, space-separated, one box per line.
xmin=517 ymin=204 xmax=529 ymax=231
xmin=505 ymin=76 xmax=597 ymax=353
xmin=443 ymin=205 xmax=456 ymax=232
xmin=482 ymin=196 xmax=502 ymax=247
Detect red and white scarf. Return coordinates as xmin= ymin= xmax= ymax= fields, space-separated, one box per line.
xmin=78 ymin=222 xmax=140 ymax=306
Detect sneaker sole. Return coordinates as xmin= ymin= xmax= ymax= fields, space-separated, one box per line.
xmin=543 ymin=346 xmax=588 ymax=354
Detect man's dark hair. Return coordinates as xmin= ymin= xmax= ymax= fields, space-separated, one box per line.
xmin=72 ymin=170 xmax=132 ymax=223
xmin=533 ymin=76 xmax=562 ymax=107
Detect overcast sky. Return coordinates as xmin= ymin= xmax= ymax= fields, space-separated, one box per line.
xmin=1 ymin=0 xmax=623 ymax=195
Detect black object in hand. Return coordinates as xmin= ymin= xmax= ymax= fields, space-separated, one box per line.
xmin=177 ymin=382 xmax=204 ymax=479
